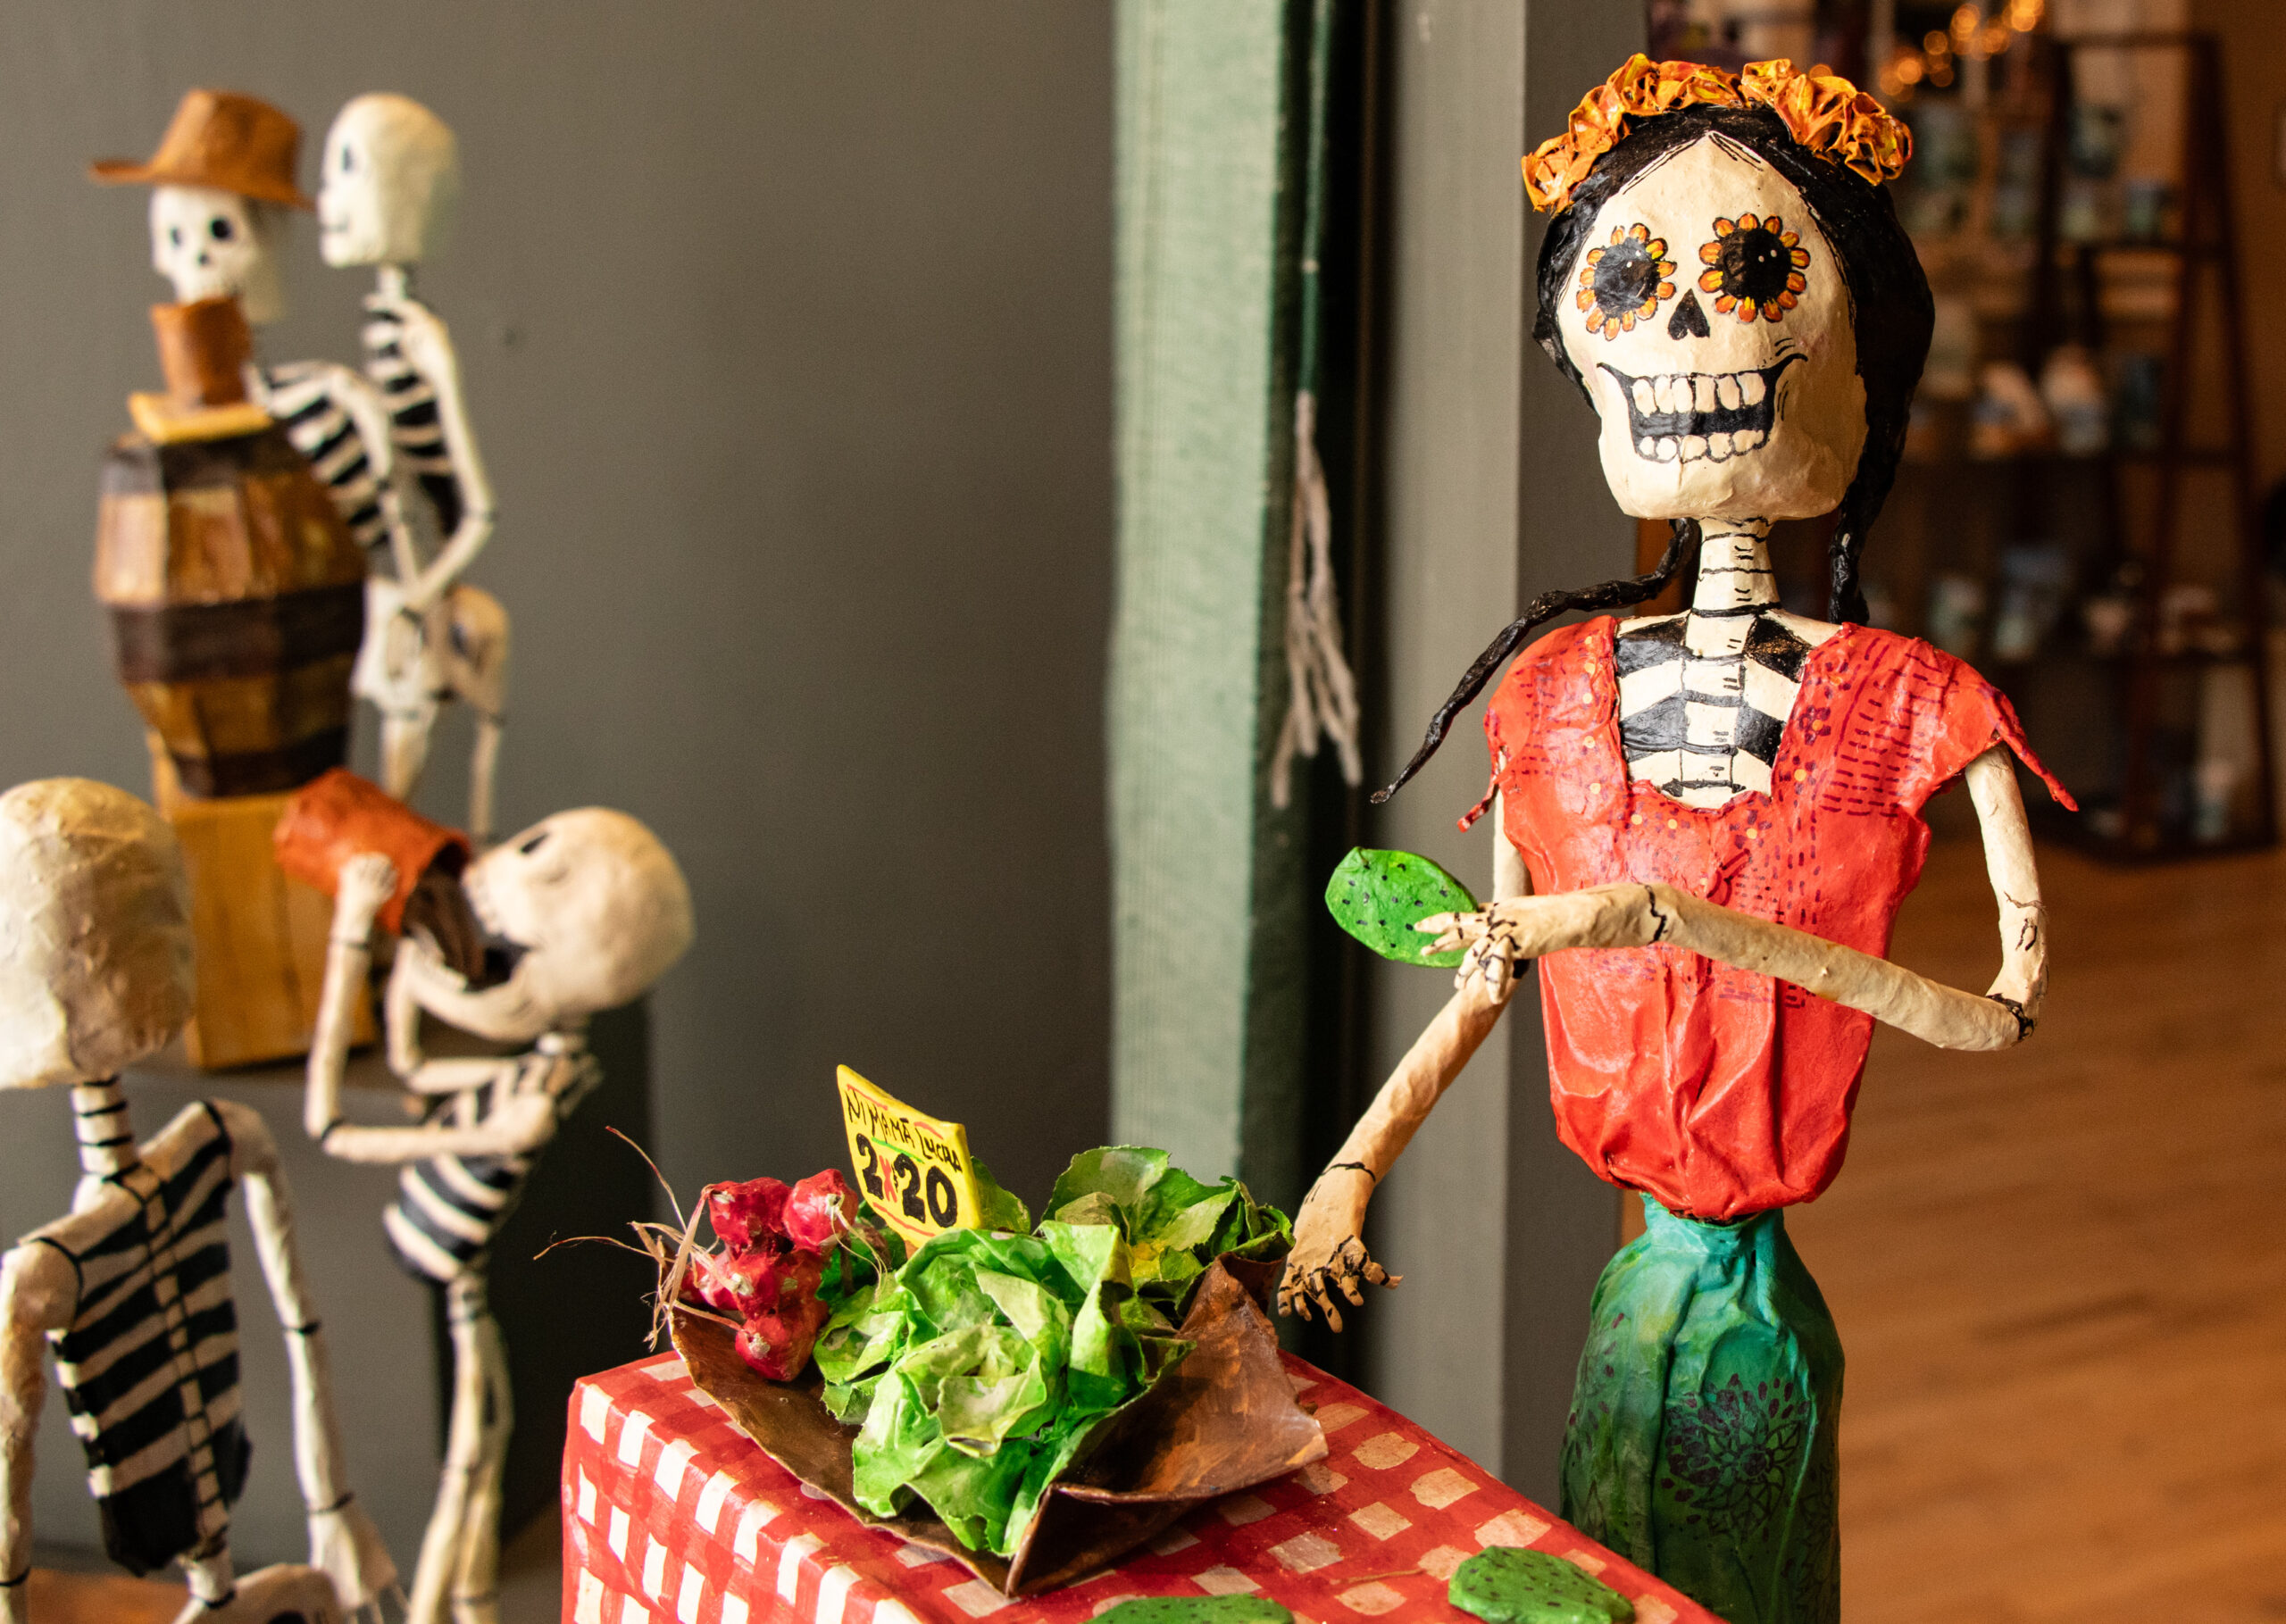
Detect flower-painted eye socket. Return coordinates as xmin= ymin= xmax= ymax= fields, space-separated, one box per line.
xmin=1697 ymin=213 xmax=1812 ymax=323
xmin=1575 ymin=222 xmax=1677 ymax=339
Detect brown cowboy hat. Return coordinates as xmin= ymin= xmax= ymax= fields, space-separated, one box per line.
xmin=91 ymin=89 xmax=313 ymax=209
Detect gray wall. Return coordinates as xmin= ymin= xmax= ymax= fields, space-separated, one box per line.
xmin=1359 ymin=0 xmax=1637 ymax=1502
xmin=0 ymin=0 xmax=1111 ymax=1567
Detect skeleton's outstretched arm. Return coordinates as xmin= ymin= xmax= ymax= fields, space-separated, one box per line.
xmin=369 ymin=291 xmax=495 ymax=616
xmin=213 ymin=1101 xmax=399 ymax=1619
xmin=1424 ymin=746 xmax=2047 ymax=1050
xmin=0 ymin=1245 xmax=72 ymax=1624
xmin=306 ymin=854 xmax=557 ymax=1165
xmin=1282 ymin=749 xmax=2049 ymax=1326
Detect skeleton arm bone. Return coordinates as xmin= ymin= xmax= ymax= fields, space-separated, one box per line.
xmin=371 ymin=294 xmax=495 ymax=616
xmin=1280 ymin=797 xmax=1531 ymax=1328
xmin=214 ymin=1102 xmax=399 ymax=1617
xmin=396 ymin=1056 xmax=523 ymax=1095
xmin=1967 ymin=745 xmax=2048 ymax=1014
xmin=0 ymin=1245 xmax=71 ymax=1622
xmin=308 ymin=856 xmax=555 ymax=1163
xmin=1424 ymin=748 xmax=2048 ymax=1051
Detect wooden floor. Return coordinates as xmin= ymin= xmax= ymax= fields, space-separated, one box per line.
xmin=1787 ymin=837 xmax=2286 ymax=1624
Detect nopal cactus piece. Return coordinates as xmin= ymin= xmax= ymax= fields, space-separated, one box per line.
xmin=1324 ymin=848 xmax=1479 ymax=968
xmin=1448 ymin=1547 xmax=1635 ymax=1624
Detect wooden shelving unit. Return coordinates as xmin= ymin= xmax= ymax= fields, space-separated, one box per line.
xmin=1878 ymin=29 xmax=2274 ymax=859
xmin=2021 ymin=31 xmax=2275 ymax=857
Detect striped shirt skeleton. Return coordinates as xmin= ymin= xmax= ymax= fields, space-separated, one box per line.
xmin=1615 ymin=520 xmax=1828 ymax=809
xmin=32 ymin=1083 xmax=248 ymax=1578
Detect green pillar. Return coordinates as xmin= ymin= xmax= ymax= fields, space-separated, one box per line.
xmin=1109 ymin=0 xmax=1310 ymax=1198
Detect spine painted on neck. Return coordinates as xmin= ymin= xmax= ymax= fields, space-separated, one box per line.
xmin=1691 ymin=517 xmax=1778 ymax=615
xmin=71 ymin=1079 xmax=139 ymax=1180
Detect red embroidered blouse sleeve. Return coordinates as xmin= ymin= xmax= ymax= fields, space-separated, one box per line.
xmin=1906 ymin=647 xmax=2077 ymax=815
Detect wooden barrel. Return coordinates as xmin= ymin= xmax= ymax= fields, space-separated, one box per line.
xmin=93 ymin=300 xmax=366 ymax=799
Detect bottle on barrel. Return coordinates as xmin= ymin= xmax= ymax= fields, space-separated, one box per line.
xmin=95 ymin=294 xmax=366 ymax=800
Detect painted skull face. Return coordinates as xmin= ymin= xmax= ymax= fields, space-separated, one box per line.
xmin=148 ymin=185 xmax=284 ymax=324
xmin=319 ymin=95 xmax=456 ymax=269
xmin=391 ymin=808 xmax=693 ymax=1044
xmin=1557 ymin=135 xmax=1865 ymax=522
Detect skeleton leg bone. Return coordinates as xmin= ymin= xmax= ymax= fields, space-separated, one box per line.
xmin=447 ymin=1301 xmax=512 ymax=1624
xmin=409 ymin=1274 xmax=508 ymax=1624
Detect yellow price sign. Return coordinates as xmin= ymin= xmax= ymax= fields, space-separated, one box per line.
xmin=836 ymin=1066 xmax=985 ymax=1246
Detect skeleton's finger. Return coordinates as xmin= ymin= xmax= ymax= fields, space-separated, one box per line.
xmin=1313 ymin=1278 xmax=1346 ymax=1334
xmin=1337 ymin=1270 xmax=1366 ymax=1307
xmin=1361 ymin=1258 xmax=1392 ymax=1287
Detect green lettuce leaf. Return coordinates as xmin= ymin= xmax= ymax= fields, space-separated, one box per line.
xmin=823 ymin=1146 xmax=1284 ymax=1558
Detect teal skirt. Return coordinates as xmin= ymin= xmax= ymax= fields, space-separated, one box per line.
xmin=1560 ymin=1196 xmax=1842 ymax=1624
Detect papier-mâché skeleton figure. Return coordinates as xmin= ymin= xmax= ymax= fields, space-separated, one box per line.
xmin=290 ymin=772 xmax=692 ymax=1624
xmin=0 ymin=779 xmax=396 ymax=1624
xmin=96 ymin=88 xmax=508 ymax=842
xmin=1279 ymin=57 xmax=2073 ymax=1624
xmin=318 ymin=95 xmax=509 ymax=844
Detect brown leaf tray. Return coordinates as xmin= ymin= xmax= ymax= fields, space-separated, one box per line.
xmin=671 ymin=1254 xmax=1329 ymax=1596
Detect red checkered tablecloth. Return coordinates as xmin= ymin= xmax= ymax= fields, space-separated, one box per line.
xmin=562 ymin=1349 xmax=1722 ymax=1624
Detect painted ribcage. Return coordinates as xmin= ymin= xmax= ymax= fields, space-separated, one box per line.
xmin=1616 ymin=611 xmax=1809 ymax=807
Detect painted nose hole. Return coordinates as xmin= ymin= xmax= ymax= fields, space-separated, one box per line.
xmin=1667 ymin=289 xmax=1710 ymax=340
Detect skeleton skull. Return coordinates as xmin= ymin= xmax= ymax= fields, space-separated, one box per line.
xmin=148 ymin=184 xmax=285 ymax=324
xmin=319 ymin=94 xmax=459 ymax=269
xmin=1556 ymin=134 xmax=1866 ymax=522
xmin=0 ymin=780 xmax=193 ymax=1089
xmin=393 ymin=808 xmax=692 ymax=1043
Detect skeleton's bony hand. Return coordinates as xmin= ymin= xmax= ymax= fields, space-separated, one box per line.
xmin=308 ymin=1494 xmax=402 ymax=1617
xmin=1416 ymin=906 xmax=1529 ymax=1003
xmin=332 ymin=853 xmax=400 ymax=942
xmin=491 ymin=1088 xmax=560 ymax=1154
xmin=1277 ymin=1167 xmax=1395 ymax=1332
xmin=380 ymin=600 xmax=427 ymax=677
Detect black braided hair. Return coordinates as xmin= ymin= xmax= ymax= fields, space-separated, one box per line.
xmin=1374 ymin=100 xmax=1932 ymax=804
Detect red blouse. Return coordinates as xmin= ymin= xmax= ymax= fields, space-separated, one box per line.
xmin=1480 ymin=617 xmax=2071 ymax=1221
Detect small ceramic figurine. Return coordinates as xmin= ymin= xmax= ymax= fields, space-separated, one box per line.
xmin=1280 ymin=58 xmax=2072 ymax=1624
xmin=286 ymin=771 xmax=691 ymax=1624
xmin=317 ymin=95 xmax=509 ymax=845
xmin=0 ymin=779 xmax=396 ymax=1624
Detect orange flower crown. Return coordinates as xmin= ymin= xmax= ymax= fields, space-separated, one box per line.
xmin=1523 ymin=54 xmax=1912 ymax=215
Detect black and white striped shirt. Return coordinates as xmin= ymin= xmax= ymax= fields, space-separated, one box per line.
xmin=382 ymin=1044 xmax=598 ymax=1285
xmin=363 ymin=303 xmax=463 ymax=538
xmin=263 ymin=362 xmax=388 ymax=551
xmin=29 ymin=1095 xmax=246 ymax=1577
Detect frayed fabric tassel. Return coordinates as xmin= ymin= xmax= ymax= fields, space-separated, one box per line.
xmin=1272 ymin=390 xmax=1363 ymax=809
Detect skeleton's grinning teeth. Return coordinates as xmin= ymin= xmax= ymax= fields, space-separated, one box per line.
xmin=1601 ymin=354 xmax=1800 ymax=465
